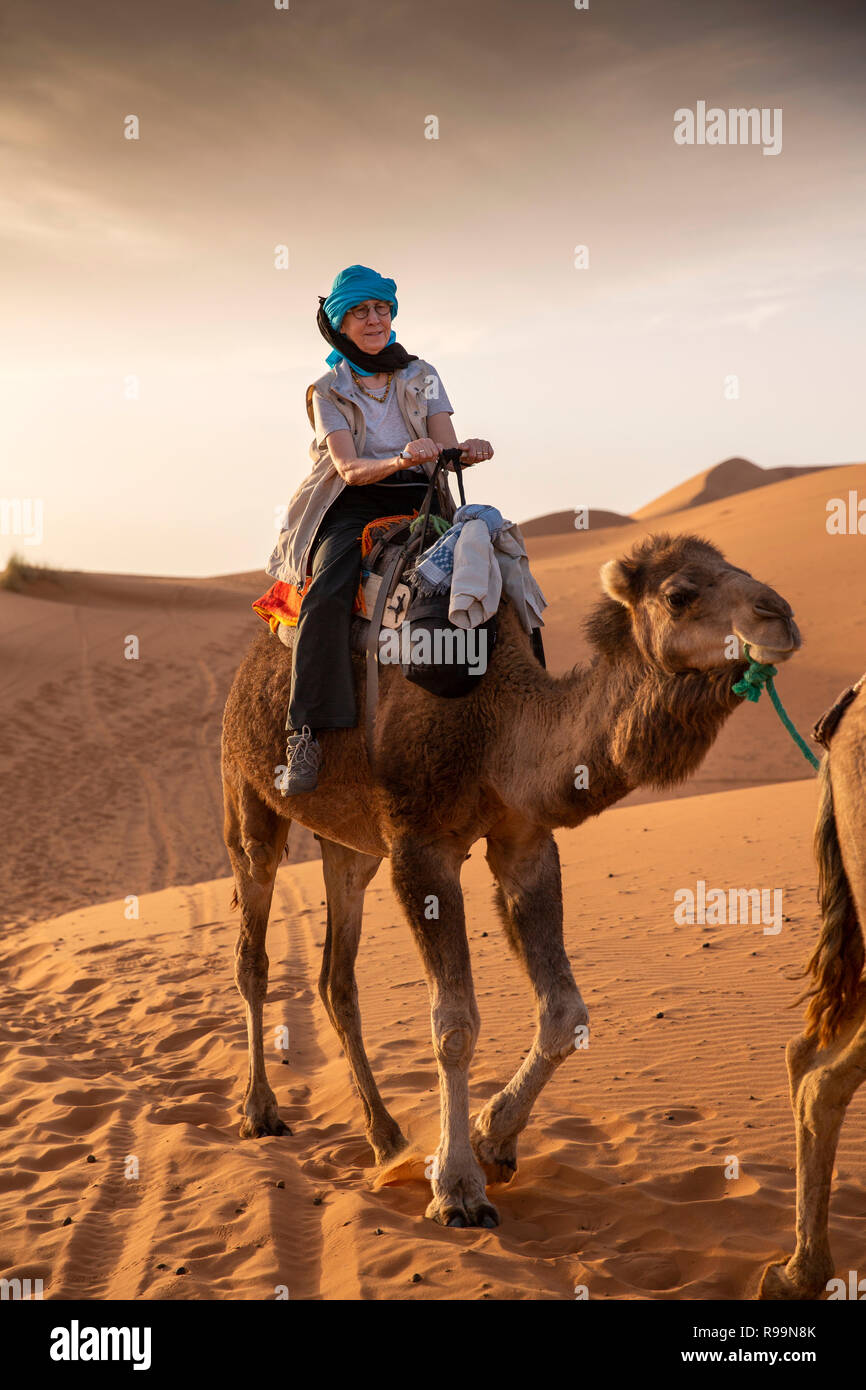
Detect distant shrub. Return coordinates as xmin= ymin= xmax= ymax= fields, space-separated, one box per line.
xmin=0 ymin=552 xmax=58 ymax=593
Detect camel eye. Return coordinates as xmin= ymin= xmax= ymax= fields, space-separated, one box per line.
xmin=665 ymin=587 xmax=695 ymax=613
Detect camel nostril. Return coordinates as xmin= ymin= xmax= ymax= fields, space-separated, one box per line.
xmin=753 ymin=601 xmax=790 ymax=620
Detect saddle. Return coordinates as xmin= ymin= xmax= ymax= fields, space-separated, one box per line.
xmin=812 ymin=672 xmax=866 ymax=749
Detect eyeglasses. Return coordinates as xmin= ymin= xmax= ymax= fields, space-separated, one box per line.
xmin=348 ymin=301 xmax=393 ymax=320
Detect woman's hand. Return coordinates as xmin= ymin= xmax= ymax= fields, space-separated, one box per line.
xmin=401 ymin=437 xmax=442 ymax=464
xmin=457 ymin=438 xmax=493 ymax=467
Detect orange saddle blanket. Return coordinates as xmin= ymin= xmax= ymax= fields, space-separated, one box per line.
xmin=252 ymin=511 xmax=417 ymax=633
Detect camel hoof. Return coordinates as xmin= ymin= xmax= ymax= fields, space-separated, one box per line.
xmin=239 ymin=1115 xmax=292 ymax=1139
xmin=470 ymin=1127 xmax=518 ymax=1186
xmin=757 ymin=1260 xmax=820 ymax=1301
xmin=372 ymin=1128 xmax=409 ymax=1167
xmin=484 ymin=1157 xmax=517 ymax=1186
xmin=427 ymin=1189 xmax=500 ymax=1229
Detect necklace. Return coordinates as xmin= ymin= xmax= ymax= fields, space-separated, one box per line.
xmin=351 ymin=369 xmax=392 ymax=403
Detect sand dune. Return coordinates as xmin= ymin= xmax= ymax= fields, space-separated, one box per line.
xmin=3 ymin=455 xmax=865 ymax=1299
xmin=519 ymin=508 xmax=632 ymax=538
xmin=632 ymin=456 xmax=830 ymax=520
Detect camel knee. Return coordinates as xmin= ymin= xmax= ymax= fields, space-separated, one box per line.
xmin=786 ymin=1032 xmax=820 ymax=1097
xmin=321 ymin=974 xmax=358 ymax=1025
xmin=235 ymin=936 xmax=269 ymax=1004
xmin=433 ymin=1014 xmax=478 ymax=1068
xmin=242 ymin=838 xmax=279 ymax=885
xmin=797 ymin=1060 xmax=861 ymax=1128
xmin=540 ymin=993 xmax=589 ymax=1063
xmin=235 ymin=966 xmax=268 ymax=1007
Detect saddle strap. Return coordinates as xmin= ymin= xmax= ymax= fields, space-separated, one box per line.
xmin=365 ymin=546 xmax=408 ymax=771
xmin=812 ymin=671 xmax=866 ymax=750
xmin=364 ymin=453 xmax=464 ymax=770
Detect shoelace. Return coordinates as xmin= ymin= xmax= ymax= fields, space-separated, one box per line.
xmin=288 ymin=727 xmax=319 ymax=771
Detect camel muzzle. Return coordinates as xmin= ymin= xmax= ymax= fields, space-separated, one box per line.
xmin=737 ymin=587 xmax=801 ymax=662
xmin=739 ymin=618 xmax=801 ymax=663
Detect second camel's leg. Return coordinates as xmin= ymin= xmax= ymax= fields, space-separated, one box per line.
xmin=759 ymin=1006 xmax=866 ymax=1299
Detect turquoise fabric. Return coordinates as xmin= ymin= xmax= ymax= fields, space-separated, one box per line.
xmin=323 ymin=264 xmax=398 ymax=376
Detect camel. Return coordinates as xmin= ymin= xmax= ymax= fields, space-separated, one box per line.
xmin=759 ymin=689 xmax=866 ymax=1300
xmin=221 ymin=532 xmax=800 ymax=1228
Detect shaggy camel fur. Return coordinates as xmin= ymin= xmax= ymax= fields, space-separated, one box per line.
xmin=221 ymin=532 xmax=800 ymax=1228
xmin=760 ymin=691 xmax=866 ymax=1300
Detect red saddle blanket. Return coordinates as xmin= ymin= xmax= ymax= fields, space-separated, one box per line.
xmin=252 ymin=511 xmax=417 ymax=633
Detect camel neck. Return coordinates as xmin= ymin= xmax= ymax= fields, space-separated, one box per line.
xmin=536 ymin=654 xmax=742 ymax=829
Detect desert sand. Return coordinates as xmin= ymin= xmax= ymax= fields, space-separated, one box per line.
xmin=2 ymin=458 xmax=865 ymax=1299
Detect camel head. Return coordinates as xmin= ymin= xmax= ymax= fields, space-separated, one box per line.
xmin=593 ymin=533 xmax=800 ymax=674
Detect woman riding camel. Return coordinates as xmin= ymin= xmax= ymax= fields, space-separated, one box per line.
xmin=266 ymin=263 xmax=494 ymax=793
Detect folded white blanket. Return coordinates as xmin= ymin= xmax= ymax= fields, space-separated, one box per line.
xmin=449 ymin=519 xmax=502 ymax=628
xmin=448 ymin=517 xmax=546 ymax=631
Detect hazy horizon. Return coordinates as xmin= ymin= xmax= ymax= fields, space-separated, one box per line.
xmin=3 ymin=0 xmax=865 ymax=576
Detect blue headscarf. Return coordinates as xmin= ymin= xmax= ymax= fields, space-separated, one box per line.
xmin=321 ymin=264 xmax=399 ymax=376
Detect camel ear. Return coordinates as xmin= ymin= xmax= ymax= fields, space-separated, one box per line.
xmin=600 ymin=557 xmax=640 ymax=607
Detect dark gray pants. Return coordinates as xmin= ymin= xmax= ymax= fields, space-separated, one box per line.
xmin=287 ymin=481 xmax=438 ymax=732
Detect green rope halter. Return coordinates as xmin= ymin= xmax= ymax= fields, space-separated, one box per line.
xmin=732 ymin=643 xmax=820 ymax=770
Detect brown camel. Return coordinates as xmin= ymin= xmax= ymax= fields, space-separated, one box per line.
xmin=221 ymin=532 xmax=800 ymax=1228
xmin=759 ymin=690 xmax=866 ymax=1300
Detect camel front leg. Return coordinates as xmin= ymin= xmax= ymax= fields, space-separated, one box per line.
xmin=759 ymin=1010 xmax=866 ymax=1300
xmin=473 ymin=827 xmax=588 ymax=1182
xmin=391 ymin=836 xmax=497 ymax=1228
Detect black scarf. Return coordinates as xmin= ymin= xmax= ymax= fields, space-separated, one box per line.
xmin=316 ymin=297 xmax=418 ymax=374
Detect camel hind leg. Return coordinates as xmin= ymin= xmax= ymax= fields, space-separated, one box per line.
xmin=318 ymin=837 xmax=407 ymax=1165
xmin=224 ymin=776 xmax=290 ymax=1138
xmin=472 ymin=825 xmax=588 ymax=1183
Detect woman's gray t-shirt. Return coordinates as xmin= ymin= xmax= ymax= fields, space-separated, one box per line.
xmin=312 ymin=365 xmax=454 ymax=485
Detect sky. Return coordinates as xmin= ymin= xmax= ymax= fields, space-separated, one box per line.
xmin=2 ymin=0 xmax=865 ymax=576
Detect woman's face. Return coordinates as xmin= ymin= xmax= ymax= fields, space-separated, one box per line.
xmin=339 ymin=299 xmax=393 ymax=355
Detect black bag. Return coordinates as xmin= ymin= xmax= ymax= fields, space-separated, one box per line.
xmin=401 ymin=586 xmax=497 ymax=698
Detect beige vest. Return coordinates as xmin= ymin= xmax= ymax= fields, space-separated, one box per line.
xmin=265 ymin=357 xmax=456 ymax=586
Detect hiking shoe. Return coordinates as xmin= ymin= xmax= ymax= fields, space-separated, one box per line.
xmin=282 ymin=725 xmax=321 ymax=795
